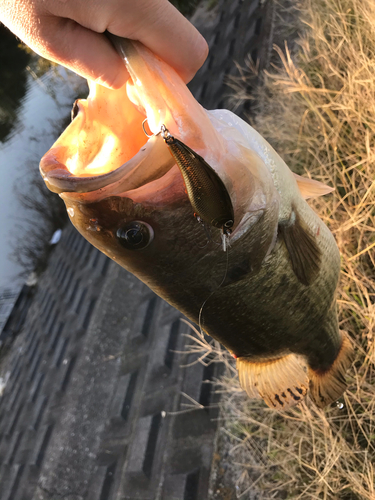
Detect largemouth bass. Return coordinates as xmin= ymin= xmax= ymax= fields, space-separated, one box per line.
xmin=40 ymin=36 xmax=353 ymax=410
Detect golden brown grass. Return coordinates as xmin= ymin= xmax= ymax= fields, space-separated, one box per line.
xmin=187 ymin=0 xmax=375 ymax=498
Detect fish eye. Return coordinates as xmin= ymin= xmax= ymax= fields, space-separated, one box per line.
xmin=116 ymin=221 xmax=154 ymax=250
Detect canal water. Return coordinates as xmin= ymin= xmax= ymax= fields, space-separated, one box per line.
xmin=0 ymin=25 xmax=86 ymax=291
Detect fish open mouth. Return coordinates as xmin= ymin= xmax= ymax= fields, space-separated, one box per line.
xmin=39 ymin=36 xmax=285 ymax=250
xmin=40 ymin=80 xmax=176 ymax=197
xmin=40 ymin=36 xmax=227 ymax=201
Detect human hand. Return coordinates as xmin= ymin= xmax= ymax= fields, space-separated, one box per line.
xmin=0 ymin=0 xmax=208 ymax=88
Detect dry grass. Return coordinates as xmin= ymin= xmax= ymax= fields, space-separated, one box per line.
xmin=187 ymin=0 xmax=375 ymax=498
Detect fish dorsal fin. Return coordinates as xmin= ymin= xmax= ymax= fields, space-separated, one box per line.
xmin=279 ymin=209 xmax=322 ymax=286
xmin=237 ymin=354 xmax=309 ymax=409
xmin=293 ymin=173 xmax=334 ymax=199
xmin=308 ymin=331 xmax=354 ymax=408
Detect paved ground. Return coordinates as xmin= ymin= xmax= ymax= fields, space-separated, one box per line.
xmin=0 ymin=1 xmax=274 ymax=499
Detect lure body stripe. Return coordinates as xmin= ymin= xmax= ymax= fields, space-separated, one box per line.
xmin=163 ymin=133 xmax=234 ymax=230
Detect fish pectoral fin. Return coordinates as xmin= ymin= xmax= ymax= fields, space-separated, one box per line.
xmin=308 ymin=331 xmax=354 ymax=408
xmin=293 ymin=173 xmax=334 ymax=199
xmin=278 ymin=209 xmax=322 ymax=286
xmin=237 ymin=354 xmax=309 ymax=410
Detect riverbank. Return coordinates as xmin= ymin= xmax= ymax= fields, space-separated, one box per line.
xmin=213 ymin=0 xmax=375 ymax=498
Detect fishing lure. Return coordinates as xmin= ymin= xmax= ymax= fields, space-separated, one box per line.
xmin=159 ymin=125 xmax=234 ymax=248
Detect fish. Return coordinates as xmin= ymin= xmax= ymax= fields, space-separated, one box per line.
xmin=40 ymin=35 xmax=353 ymax=410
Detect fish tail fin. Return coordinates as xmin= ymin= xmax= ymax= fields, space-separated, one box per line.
xmin=308 ymin=332 xmax=354 ymax=408
xmin=237 ymin=354 xmax=309 ymax=410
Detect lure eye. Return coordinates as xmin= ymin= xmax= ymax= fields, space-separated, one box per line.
xmin=116 ymin=221 xmax=154 ymax=250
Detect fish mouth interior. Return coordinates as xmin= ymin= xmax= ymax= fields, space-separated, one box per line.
xmin=40 ymin=81 xmax=168 ymax=194
xmin=65 ymin=83 xmax=147 ymax=177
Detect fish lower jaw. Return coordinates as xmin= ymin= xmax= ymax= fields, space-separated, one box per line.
xmin=41 ymin=133 xmax=175 ymax=197
xmin=40 ymin=77 xmax=176 ymax=195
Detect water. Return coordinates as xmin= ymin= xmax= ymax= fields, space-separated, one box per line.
xmin=0 ymin=28 xmax=86 ymax=291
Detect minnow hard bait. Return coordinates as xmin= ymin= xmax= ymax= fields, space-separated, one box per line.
xmin=160 ymin=124 xmax=234 ymax=236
